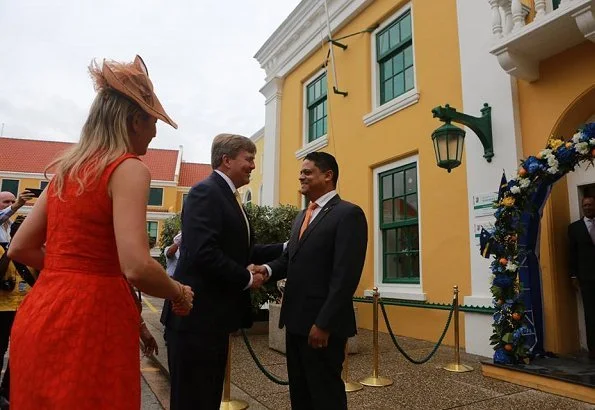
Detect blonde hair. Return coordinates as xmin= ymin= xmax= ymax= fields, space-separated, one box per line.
xmin=211 ymin=133 xmax=256 ymax=169
xmin=46 ymin=88 xmax=145 ymax=198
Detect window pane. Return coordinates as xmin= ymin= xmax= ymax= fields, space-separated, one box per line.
xmin=407 ymin=225 xmax=419 ymax=250
xmin=404 ymin=45 xmax=414 ymax=67
xmin=147 ymin=221 xmax=158 ymax=240
xmin=322 ymin=100 xmax=327 ymax=117
xmin=383 ymin=80 xmax=393 ymax=102
xmin=382 ymin=199 xmax=393 ymax=223
xmin=1 ymin=179 xmax=19 ymax=196
xmin=393 ymin=53 xmax=404 ymax=73
xmin=401 ymin=13 xmax=412 ymax=39
xmin=321 ymin=76 xmax=327 ymax=96
xmin=383 ymin=61 xmax=393 ymax=79
xmin=393 ymin=172 xmax=404 ymax=196
xmin=322 ymin=117 xmax=327 ymax=135
xmin=389 ymin=24 xmax=399 ymax=49
xmin=394 ymin=72 xmax=405 ymax=97
xmin=406 ymin=195 xmax=418 ymax=218
xmin=385 ymin=254 xmax=397 ymax=280
xmin=395 ymin=254 xmax=407 ymax=279
xmin=148 ymin=188 xmax=163 ymax=206
xmin=382 ymin=175 xmax=392 ymax=199
xmin=386 ymin=229 xmax=396 ymax=252
xmin=411 ymin=252 xmax=420 ymax=278
xmin=316 ymin=120 xmax=324 ymax=138
xmin=307 ymin=86 xmax=314 ymax=104
xmin=404 ymin=67 xmax=415 ymax=92
xmin=405 ymin=168 xmax=416 ymax=193
xmin=314 ymin=80 xmax=320 ymax=100
xmin=394 ymin=197 xmax=407 ymax=221
xmin=396 ymin=228 xmax=407 ymax=251
xmin=378 ymin=32 xmax=389 ymax=56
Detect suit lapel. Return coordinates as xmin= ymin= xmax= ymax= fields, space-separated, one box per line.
xmin=211 ymin=172 xmax=250 ymax=244
xmin=291 ymin=195 xmax=341 ymax=258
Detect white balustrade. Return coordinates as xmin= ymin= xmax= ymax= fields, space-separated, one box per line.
xmin=511 ymin=0 xmax=526 ymax=31
xmin=534 ymin=0 xmax=547 ymax=20
xmin=489 ymin=0 xmax=503 ymax=38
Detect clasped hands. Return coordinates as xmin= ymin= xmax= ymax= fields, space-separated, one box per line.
xmin=247 ymin=264 xmax=269 ymax=289
xmin=172 ymin=282 xmax=194 ymax=316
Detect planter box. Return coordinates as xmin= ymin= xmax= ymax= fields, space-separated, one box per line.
xmin=268 ymin=303 xmax=359 ymax=354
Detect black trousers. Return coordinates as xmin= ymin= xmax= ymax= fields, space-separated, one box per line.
xmin=286 ymin=331 xmax=347 ymax=410
xmin=166 ymin=329 xmax=229 ymax=410
xmin=0 ymin=312 xmax=15 ymax=397
xmin=579 ymin=280 xmax=595 ymax=353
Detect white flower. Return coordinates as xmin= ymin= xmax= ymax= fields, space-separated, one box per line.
xmin=510 ymin=186 xmax=521 ymax=195
xmin=547 ymin=155 xmax=558 ymax=167
xmin=590 ymin=138 xmax=595 ymax=146
xmin=519 ymin=178 xmax=530 ymax=189
xmin=576 ymin=142 xmax=589 ymax=155
xmin=572 ymin=132 xmax=582 ymax=144
xmin=547 ymin=166 xmax=559 ymax=174
xmin=506 ymin=261 xmax=518 ymax=272
xmin=540 ymin=149 xmax=552 ymax=157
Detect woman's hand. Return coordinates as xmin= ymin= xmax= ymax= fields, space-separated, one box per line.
xmin=172 ymin=283 xmax=194 ymax=316
xmin=140 ymin=323 xmax=158 ymax=356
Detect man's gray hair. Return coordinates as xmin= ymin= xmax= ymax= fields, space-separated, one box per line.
xmin=211 ymin=133 xmax=256 ymax=169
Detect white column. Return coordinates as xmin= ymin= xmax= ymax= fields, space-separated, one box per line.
xmin=259 ymin=77 xmax=284 ymax=206
xmin=458 ymin=0 xmax=524 ymax=357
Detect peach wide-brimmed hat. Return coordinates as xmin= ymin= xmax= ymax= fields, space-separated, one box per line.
xmin=90 ymin=55 xmax=177 ymax=129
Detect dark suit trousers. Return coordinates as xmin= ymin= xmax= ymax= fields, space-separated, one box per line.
xmin=167 ymin=329 xmax=229 ymax=410
xmin=286 ymin=331 xmax=347 ymax=410
xmin=579 ymin=280 xmax=595 ymax=352
xmin=0 ymin=311 xmax=14 ymax=396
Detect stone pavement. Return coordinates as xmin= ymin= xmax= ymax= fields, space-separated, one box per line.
xmin=140 ymin=296 xmax=594 ymax=410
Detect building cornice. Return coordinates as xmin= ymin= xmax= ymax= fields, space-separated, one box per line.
xmin=254 ymin=0 xmax=373 ymax=81
xmin=250 ymin=127 xmax=265 ymax=142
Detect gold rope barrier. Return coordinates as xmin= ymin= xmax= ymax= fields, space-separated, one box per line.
xmin=443 ymin=285 xmax=473 ymax=373
xmin=360 ymin=287 xmax=393 ymax=387
xmin=220 ymin=336 xmax=249 ymax=410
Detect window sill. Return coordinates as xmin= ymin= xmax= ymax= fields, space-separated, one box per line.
xmin=363 ymin=89 xmax=420 ymax=127
xmin=295 ymin=135 xmax=329 ymax=159
xmin=364 ymin=286 xmax=426 ymax=301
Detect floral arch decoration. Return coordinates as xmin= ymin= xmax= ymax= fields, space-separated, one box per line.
xmin=480 ymin=123 xmax=595 ymax=364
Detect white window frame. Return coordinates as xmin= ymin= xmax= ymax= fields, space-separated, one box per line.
xmin=296 ymin=67 xmax=329 ymax=159
xmin=244 ymin=189 xmax=252 ymax=205
xmin=366 ymin=154 xmax=426 ymax=301
xmin=363 ymin=3 xmax=420 ymax=127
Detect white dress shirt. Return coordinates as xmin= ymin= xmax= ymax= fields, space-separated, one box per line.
xmin=214 ymin=170 xmax=253 ymax=289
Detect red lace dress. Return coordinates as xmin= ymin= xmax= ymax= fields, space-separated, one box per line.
xmin=10 ymin=154 xmax=141 ymax=409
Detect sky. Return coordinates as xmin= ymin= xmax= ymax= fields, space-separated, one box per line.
xmin=0 ymin=0 xmax=301 ymax=164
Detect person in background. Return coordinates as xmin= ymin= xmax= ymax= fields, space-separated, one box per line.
xmin=568 ymin=195 xmax=595 ymax=360
xmin=165 ymin=232 xmax=182 ymax=277
xmin=7 ymin=55 xmax=193 ymax=409
xmin=0 ymin=216 xmax=37 ymax=409
xmin=0 ymin=191 xmax=34 ymax=244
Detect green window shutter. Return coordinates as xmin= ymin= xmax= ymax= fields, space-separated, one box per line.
xmin=306 ymin=72 xmax=328 ymax=142
xmin=377 ymin=11 xmax=414 ymax=105
xmin=147 ymin=221 xmax=158 ymax=241
xmin=148 ymin=187 xmax=163 ymax=206
xmin=379 ymin=163 xmax=420 ymax=284
xmin=1 ymin=179 xmax=19 ymax=196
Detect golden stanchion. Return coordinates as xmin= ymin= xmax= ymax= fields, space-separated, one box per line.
xmin=220 ymin=336 xmax=249 ymax=410
xmin=443 ymin=285 xmax=473 ymax=373
xmin=360 ymin=287 xmax=393 ymax=387
xmin=343 ymin=343 xmax=363 ymax=392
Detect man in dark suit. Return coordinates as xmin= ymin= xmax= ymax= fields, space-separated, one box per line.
xmin=568 ymin=195 xmax=595 ymax=360
xmin=254 ymin=151 xmax=368 ymax=409
xmin=162 ymin=133 xmax=283 ymax=410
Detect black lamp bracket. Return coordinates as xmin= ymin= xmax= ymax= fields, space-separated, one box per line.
xmin=431 ymin=103 xmax=494 ymax=162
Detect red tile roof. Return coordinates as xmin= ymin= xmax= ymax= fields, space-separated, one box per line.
xmin=179 ymin=162 xmax=212 ymax=187
xmin=139 ymin=149 xmax=178 ymax=181
xmin=0 ymin=137 xmax=179 ymax=181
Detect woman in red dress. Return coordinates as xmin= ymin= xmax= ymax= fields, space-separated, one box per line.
xmin=7 ymin=55 xmax=193 ymax=409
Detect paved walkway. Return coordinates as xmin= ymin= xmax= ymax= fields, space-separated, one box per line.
xmin=140 ymin=296 xmax=594 ymax=410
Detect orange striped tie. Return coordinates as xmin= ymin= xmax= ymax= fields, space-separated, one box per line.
xmin=299 ymin=202 xmax=319 ymax=239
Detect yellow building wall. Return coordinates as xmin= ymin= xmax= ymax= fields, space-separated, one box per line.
xmin=276 ymin=0 xmax=469 ymax=345
xmin=239 ymin=136 xmax=264 ymax=205
xmin=516 ymin=41 xmax=595 ymax=353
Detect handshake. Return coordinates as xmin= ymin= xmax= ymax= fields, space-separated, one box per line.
xmin=247 ymin=264 xmax=270 ymax=289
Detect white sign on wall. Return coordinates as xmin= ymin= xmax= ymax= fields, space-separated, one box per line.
xmin=472 ymin=192 xmax=498 ymax=247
